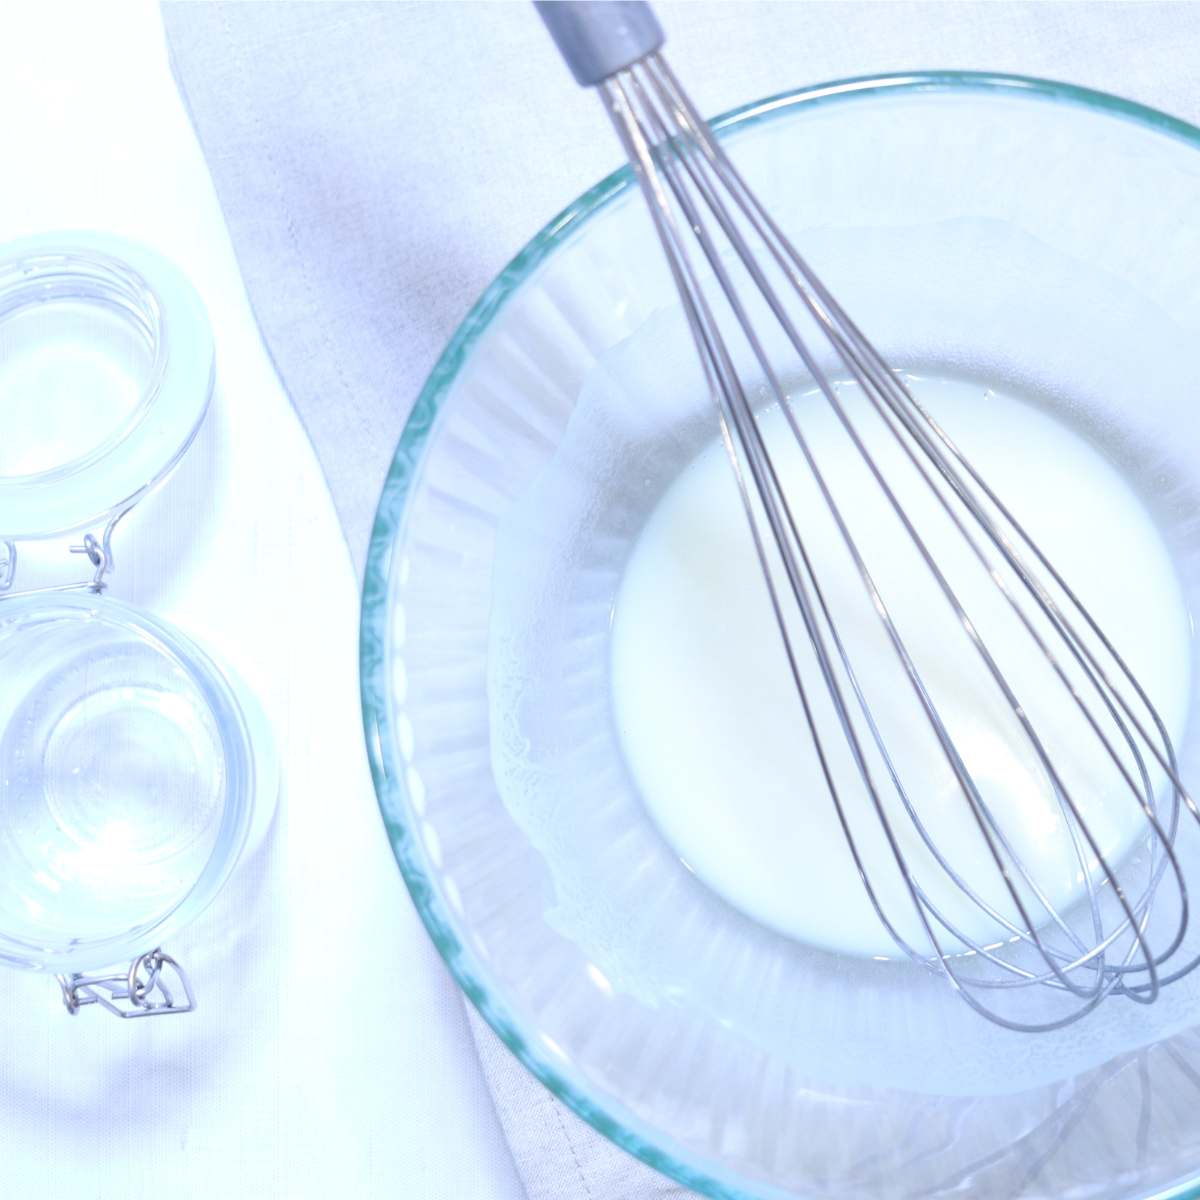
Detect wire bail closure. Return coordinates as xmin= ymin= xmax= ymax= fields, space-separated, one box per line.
xmin=58 ymin=949 xmax=196 ymax=1019
xmin=0 ymin=503 xmax=132 ymax=601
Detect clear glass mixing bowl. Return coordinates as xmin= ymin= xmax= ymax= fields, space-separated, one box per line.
xmin=361 ymin=74 xmax=1200 ymax=1198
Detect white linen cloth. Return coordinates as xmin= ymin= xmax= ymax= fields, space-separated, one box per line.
xmin=158 ymin=3 xmax=1200 ymax=1198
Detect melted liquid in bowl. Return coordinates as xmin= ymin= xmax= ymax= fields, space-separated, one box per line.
xmin=610 ymin=375 xmax=1193 ymax=958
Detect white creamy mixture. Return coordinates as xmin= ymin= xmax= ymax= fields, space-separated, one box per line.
xmin=610 ymin=376 xmax=1193 ymax=958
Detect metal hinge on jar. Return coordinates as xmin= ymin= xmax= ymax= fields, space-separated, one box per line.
xmin=57 ymin=949 xmax=196 ymax=1019
xmin=0 ymin=504 xmax=131 ymax=599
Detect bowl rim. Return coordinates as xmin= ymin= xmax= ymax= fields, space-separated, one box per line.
xmin=360 ymin=71 xmax=1200 ymax=1200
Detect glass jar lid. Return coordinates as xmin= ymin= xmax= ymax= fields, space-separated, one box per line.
xmin=0 ymin=232 xmax=214 ymax=540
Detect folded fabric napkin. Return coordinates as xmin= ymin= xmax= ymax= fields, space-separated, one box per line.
xmin=162 ymin=3 xmax=1200 ymax=1196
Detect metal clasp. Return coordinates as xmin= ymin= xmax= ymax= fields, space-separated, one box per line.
xmin=58 ymin=949 xmax=196 ymax=1019
xmin=69 ymin=530 xmax=114 ymax=592
xmin=0 ymin=503 xmax=130 ymax=599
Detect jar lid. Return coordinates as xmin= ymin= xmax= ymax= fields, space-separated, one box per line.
xmin=0 ymin=593 xmax=255 ymax=973
xmin=0 ymin=233 xmax=214 ymax=540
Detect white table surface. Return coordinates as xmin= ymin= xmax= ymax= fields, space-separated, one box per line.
xmin=0 ymin=3 xmax=524 ymax=1197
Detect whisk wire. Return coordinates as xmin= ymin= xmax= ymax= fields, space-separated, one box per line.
xmin=600 ymin=49 xmax=1200 ymax=1028
xmin=628 ymin=77 xmax=1152 ymax=993
xmin=521 ymin=0 xmax=1200 ymax=1018
xmin=613 ymin=60 xmax=1113 ymax=1016
xmin=615 ymin=58 xmax=1139 ymax=1014
xmin=603 ymin=72 xmax=949 ymax=967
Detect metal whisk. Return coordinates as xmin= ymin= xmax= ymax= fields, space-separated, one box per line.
xmin=536 ymin=1 xmax=1199 ymax=1031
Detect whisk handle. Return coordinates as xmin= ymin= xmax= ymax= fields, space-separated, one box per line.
xmin=535 ymin=1 xmax=664 ymax=87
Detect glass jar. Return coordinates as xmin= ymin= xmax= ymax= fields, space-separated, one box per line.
xmin=0 ymin=232 xmax=274 ymax=1017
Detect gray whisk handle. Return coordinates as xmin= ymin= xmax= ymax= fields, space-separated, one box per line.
xmin=534 ymin=1 xmax=665 ymax=87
